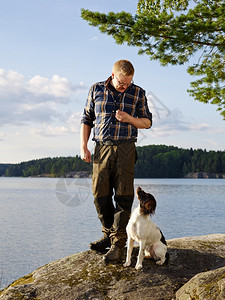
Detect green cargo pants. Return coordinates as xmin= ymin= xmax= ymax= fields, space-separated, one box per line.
xmin=92 ymin=141 xmax=136 ymax=247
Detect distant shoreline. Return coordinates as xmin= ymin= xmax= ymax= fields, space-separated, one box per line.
xmin=184 ymin=172 xmax=225 ymax=179
xmin=1 ymin=145 xmax=225 ymax=178
xmin=6 ymin=171 xmax=223 ymax=179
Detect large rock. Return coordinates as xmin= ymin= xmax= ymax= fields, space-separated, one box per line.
xmin=0 ymin=234 xmax=224 ymax=300
xmin=176 ymin=265 xmax=225 ymax=300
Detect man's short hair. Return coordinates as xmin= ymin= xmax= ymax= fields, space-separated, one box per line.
xmin=113 ymin=60 xmax=135 ymax=76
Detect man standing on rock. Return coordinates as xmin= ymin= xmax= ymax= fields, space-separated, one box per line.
xmin=80 ymin=60 xmax=152 ymax=263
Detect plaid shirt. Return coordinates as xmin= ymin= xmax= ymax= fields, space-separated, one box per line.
xmin=81 ymin=77 xmax=152 ymax=142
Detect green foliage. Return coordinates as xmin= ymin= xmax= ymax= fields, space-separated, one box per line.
xmin=81 ymin=0 xmax=225 ymax=119
xmin=0 ymin=164 xmax=12 ymax=176
xmin=134 ymin=144 xmax=225 ymax=177
xmin=1 ymin=145 xmax=225 ymax=178
xmin=2 ymin=156 xmax=92 ymax=178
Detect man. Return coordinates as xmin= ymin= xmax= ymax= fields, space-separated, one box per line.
xmin=80 ymin=60 xmax=152 ymax=263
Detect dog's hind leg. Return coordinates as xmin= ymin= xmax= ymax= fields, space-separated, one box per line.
xmin=144 ymin=245 xmax=154 ymax=258
xmin=153 ymin=242 xmax=167 ymax=265
xmin=123 ymin=236 xmax=134 ymax=267
xmin=135 ymin=240 xmax=146 ymax=270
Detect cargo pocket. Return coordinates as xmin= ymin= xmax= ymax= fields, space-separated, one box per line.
xmin=92 ymin=164 xmax=110 ymax=198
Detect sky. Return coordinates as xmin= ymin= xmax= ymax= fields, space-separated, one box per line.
xmin=0 ymin=0 xmax=225 ymax=164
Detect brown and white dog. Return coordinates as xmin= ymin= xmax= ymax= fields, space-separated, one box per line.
xmin=124 ymin=187 xmax=168 ymax=270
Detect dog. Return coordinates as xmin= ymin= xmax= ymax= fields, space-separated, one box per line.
xmin=123 ymin=187 xmax=168 ymax=270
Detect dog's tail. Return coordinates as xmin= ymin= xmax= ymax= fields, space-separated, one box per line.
xmin=159 ymin=229 xmax=169 ymax=264
xmin=165 ymin=252 xmax=170 ymax=264
xmin=160 ymin=230 xmax=167 ymax=246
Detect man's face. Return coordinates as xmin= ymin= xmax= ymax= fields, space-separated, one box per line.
xmin=111 ymin=73 xmax=133 ymax=93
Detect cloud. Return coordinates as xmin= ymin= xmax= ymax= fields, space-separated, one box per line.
xmin=147 ymin=92 xmax=210 ymax=137
xmin=0 ymin=69 xmax=87 ymax=127
xmin=30 ymin=112 xmax=82 ymax=137
xmin=213 ymin=127 xmax=225 ymax=134
xmin=27 ymin=75 xmax=76 ymax=100
xmin=30 ymin=125 xmax=69 ymax=137
xmin=67 ymin=112 xmax=83 ymax=133
xmin=18 ymin=103 xmax=61 ymax=123
xmin=0 ymin=131 xmax=6 ymax=141
xmin=150 ymin=108 xmax=210 ymax=137
xmin=0 ymin=70 xmax=26 ymax=103
xmin=90 ymin=36 xmax=99 ymax=41
xmin=188 ymin=122 xmax=209 ymax=131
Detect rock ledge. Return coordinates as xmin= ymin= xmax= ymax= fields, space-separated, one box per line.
xmin=0 ymin=234 xmax=225 ymax=300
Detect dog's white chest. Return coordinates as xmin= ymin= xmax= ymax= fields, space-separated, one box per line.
xmin=126 ymin=207 xmax=160 ymax=243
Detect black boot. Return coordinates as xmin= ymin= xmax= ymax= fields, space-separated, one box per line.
xmin=89 ymin=236 xmax=111 ymax=251
xmin=103 ymin=244 xmax=124 ymax=263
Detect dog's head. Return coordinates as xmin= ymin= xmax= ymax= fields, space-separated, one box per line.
xmin=136 ymin=187 xmax=156 ymax=215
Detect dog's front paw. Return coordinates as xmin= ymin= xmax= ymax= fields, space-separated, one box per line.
xmin=156 ymin=259 xmax=165 ymax=265
xmin=123 ymin=260 xmax=131 ymax=267
xmin=135 ymin=263 xmax=143 ymax=270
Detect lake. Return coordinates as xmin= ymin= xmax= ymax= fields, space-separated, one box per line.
xmin=0 ymin=177 xmax=224 ymax=289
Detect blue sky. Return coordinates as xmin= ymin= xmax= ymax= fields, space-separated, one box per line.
xmin=1 ymin=0 xmax=224 ymax=163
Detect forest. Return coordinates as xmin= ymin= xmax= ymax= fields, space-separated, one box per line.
xmin=1 ymin=145 xmax=225 ymax=178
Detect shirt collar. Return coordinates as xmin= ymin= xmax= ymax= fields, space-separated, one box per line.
xmin=105 ymin=76 xmax=112 ymax=87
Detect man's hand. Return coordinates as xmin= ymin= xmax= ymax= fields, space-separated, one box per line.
xmin=80 ymin=124 xmax=92 ymax=162
xmin=115 ymin=109 xmax=151 ymax=129
xmin=81 ymin=147 xmax=92 ymax=163
xmin=115 ymin=109 xmax=131 ymax=123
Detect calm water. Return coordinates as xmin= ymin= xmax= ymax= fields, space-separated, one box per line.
xmin=0 ymin=177 xmax=225 ymax=289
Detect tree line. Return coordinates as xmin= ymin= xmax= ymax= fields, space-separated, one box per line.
xmin=135 ymin=145 xmax=225 ymax=178
xmin=0 ymin=156 xmax=92 ymax=178
xmin=1 ymin=145 xmax=225 ymax=178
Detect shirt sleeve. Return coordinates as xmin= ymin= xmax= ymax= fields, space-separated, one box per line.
xmin=136 ymin=89 xmax=153 ymax=128
xmin=80 ymin=85 xmax=95 ymax=128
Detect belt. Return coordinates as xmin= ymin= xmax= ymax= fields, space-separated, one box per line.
xmin=96 ymin=139 xmax=136 ymax=146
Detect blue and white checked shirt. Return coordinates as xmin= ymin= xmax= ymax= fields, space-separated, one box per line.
xmin=81 ymin=77 xmax=152 ymax=142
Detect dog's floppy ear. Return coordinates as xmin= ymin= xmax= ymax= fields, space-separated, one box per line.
xmin=140 ymin=194 xmax=156 ymax=215
xmin=144 ymin=198 xmax=156 ymax=215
